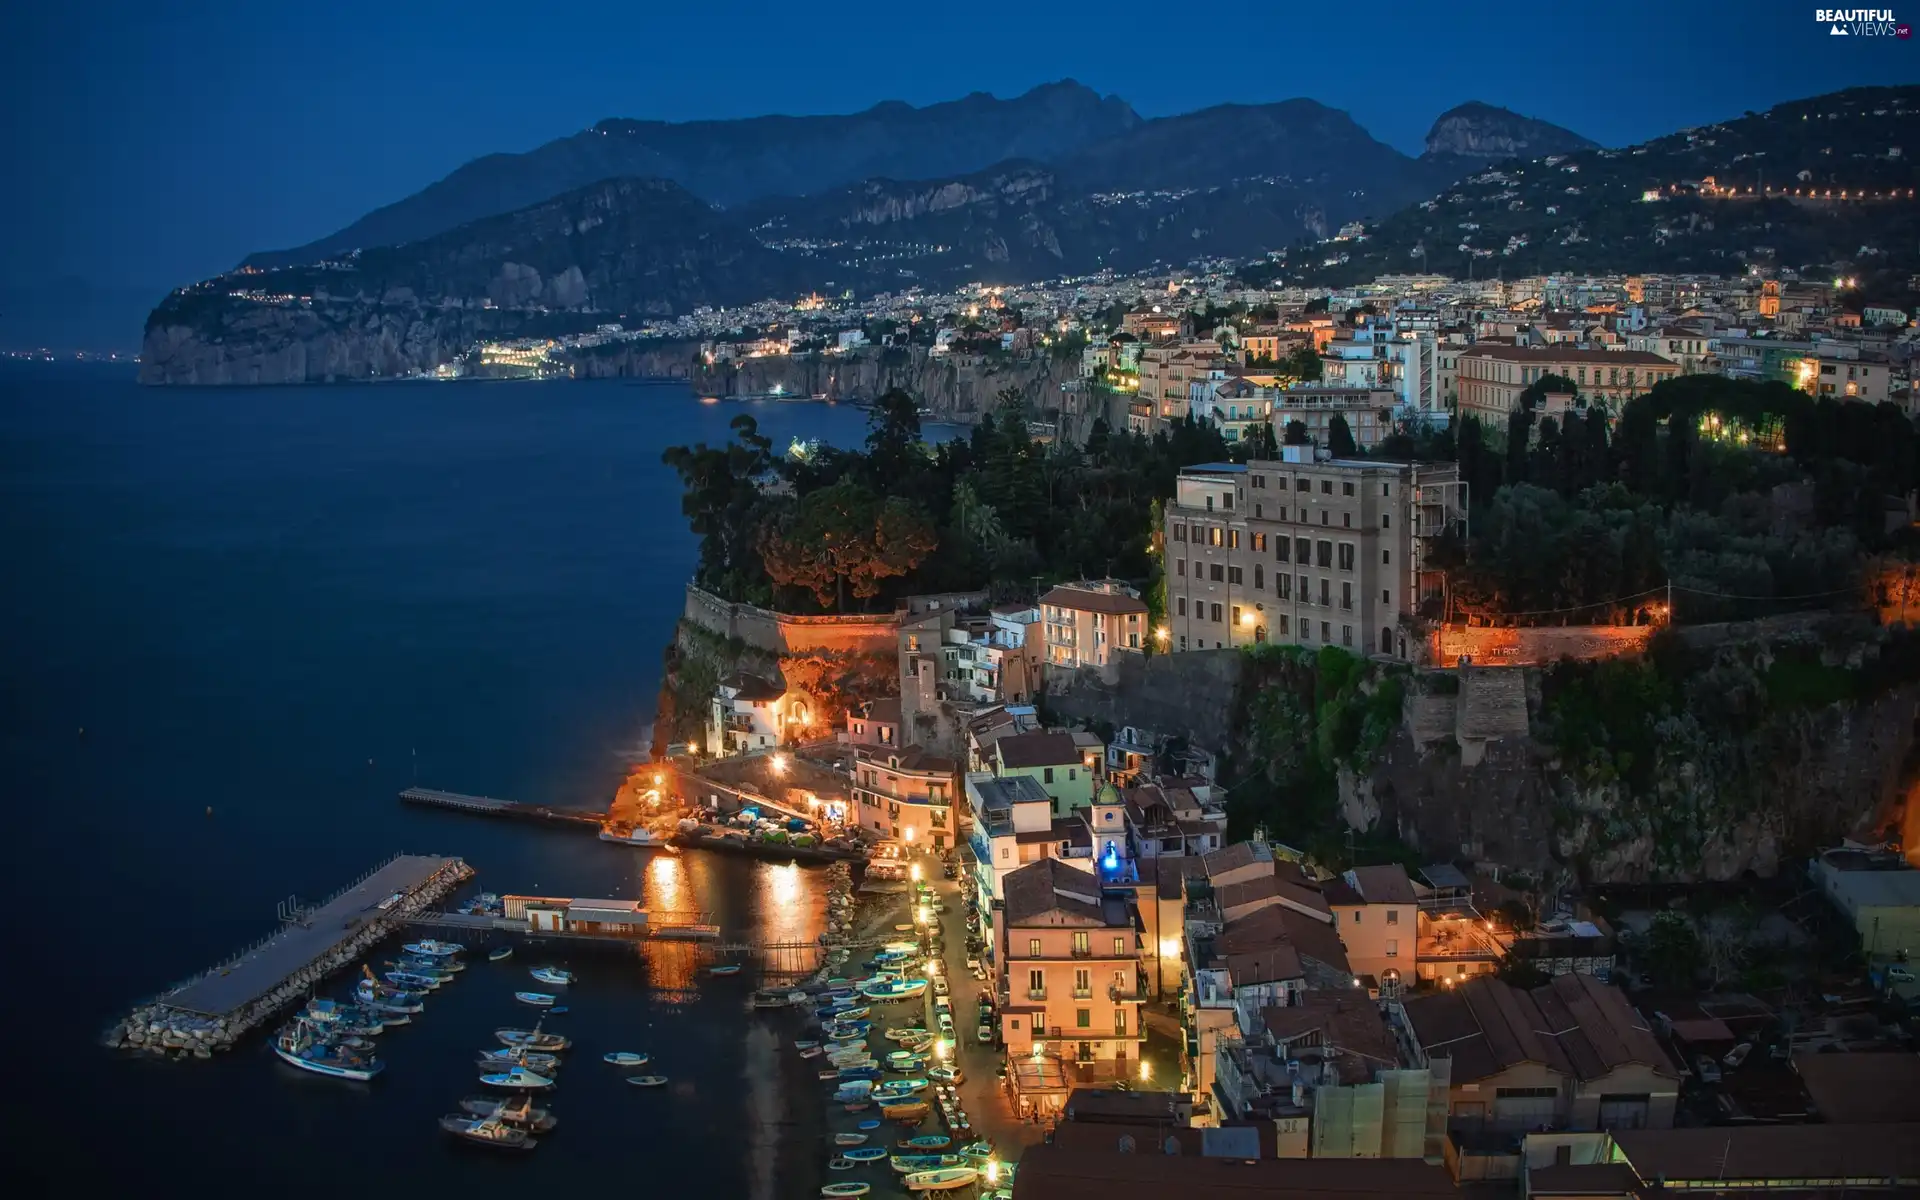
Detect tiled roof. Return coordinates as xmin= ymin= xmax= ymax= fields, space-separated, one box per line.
xmin=1348 ymin=864 xmax=1417 ymax=905
xmin=1458 ymin=345 xmax=1676 ymax=366
xmin=1040 ymin=586 xmax=1148 ymax=617
xmin=997 ymin=731 xmax=1082 ymax=769
xmin=1402 ymin=974 xmax=1673 ymax=1086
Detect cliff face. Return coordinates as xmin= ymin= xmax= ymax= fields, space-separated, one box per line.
xmin=1420 ymin=100 xmax=1598 ymax=164
xmin=140 ymin=300 xmax=503 ymax=385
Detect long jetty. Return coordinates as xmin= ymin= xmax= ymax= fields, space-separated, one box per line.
xmin=400 ymin=786 xmax=604 ymax=826
xmin=109 ymin=853 xmax=472 ymax=1059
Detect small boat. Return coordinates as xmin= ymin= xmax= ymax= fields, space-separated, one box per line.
xmin=548 ymin=1006 xmax=569 ymax=1015
xmin=303 ymin=999 xmax=385 ymax=1035
xmin=828 ymin=1158 xmax=857 ymax=1172
xmin=496 ymin=1028 xmax=569 ymax=1051
xmin=752 ymin=990 xmax=795 ymax=1009
xmin=841 ymin=1146 xmax=887 ymax=1162
xmin=461 ymin=1095 xmax=557 ymax=1133
xmin=390 ymin=957 xmax=458 ymax=978
xmin=709 ymin=964 xmax=742 ymax=977
xmin=795 ymin=1040 xmax=821 ymax=1051
xmin=403 ymin=939 xmax=464 ymax=958
xmin=626 ymin=1075 xmax=669 ymax=1088
xmin=477 ymin=1048 xmax=561 ymax=1073
xmin=904 ymin=1168 xmax=978 ymax=1191
xmin=834 ymin=1132 xmax=870 ymax=1146
xmin=891 ymin=1154 xmax=961 ymax=1173
xmin=515 ymin=991 xmax=558 ymax=1007
xmin=273 ymin=1020 xmax=382 ymax=1081
xmin=857 ymin=1119 xmax=881 ymax=1131
xmin=883 ymin=1028 xmax=927 ymax=1043
xmin=928 ymin=1067 xmax=961 ymax=1084
xmin=800 ymin=1046 xmax=824 ymax=1059
xmin=887 ymin=1050 xmax=923 ymax=1065
xmin=384 ymin=971 xmax=444 ymax=990
xmin=879 ymin=1100 xmax=930 ymax=1123
xmin=529 ymin=967 xmax=574 ymax=986
xmin=479 ymin=1066 xmax=554 ymax=1091
xmin=603 ymin=1051 xmax=649 ymax=1066
xmin=599 ymin=825 xmax=665 ymax=846
xmin=488 ymin=947 xmax=514 ymax=962
xmin=957 ymin=1142 xmax=993 ymax=1161
xmin=440 ymin=1113 xmax=537 ymax=1151
xmin=899 ymin=1134 xmax=951 ymax=1151
xmin=821 ymin=1185 xmax=872 ymax=1198
xmin=353 ymin=979 xmax=423 ymax=1013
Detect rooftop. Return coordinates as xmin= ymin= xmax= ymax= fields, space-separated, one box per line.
xmin=997 ymin=731 xmax=1084 ymax=769
xmin=1002 ymin=858 xmax=1128 ymax=928
xmin=1403 ymin=973 xmax=1674 ymax=1086
xmin=1612 ymin=1122 xmax=1920 ymax=1184
xmin=1011 ymin=1147 xmax=1456 ymax=1200
xmin=1040 ymin=584 xmax=1148 ymax=617
xmin=1792 ymin=1052 xmax=1920 ymax=1124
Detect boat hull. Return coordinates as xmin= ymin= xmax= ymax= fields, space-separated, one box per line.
xmin=274 ymin=1044 xmax=382 ymax=1081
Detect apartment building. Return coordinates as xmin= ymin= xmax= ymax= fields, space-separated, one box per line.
xmin=993 ymin=730 xmax=1094 ymax=816
xmin=1163 ymin=450 xmax=1467 ymax=660
xmin=1041 ymin=580 xmax=1147 ymax=670
xmin=1323 ymin=864 xmax=1418 ymax=997
xmin=1270 ymin=387 xmax=1399 ymax=452
xmin=1189 ymin=375 xmax=1274 ymax=443
xmin=1455 ymin=346 xmax=1679 ymax=422
xmin=708 ymin=672 xmax=813 ymax=755
xmin=1137 ymin=341 xmax=1227 ymax=425
xmin=850 ymin=743 xmax=960 ymax=850
xmin=998 ymin=858 xmax=1144 ymax=1067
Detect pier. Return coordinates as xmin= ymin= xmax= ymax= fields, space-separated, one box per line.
xmin=112 ymin=853 xmax=472 ymax=1058
xmin=399 ymin=786 xmax=604 ymax=826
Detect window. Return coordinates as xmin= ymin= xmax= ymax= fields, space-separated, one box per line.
xmin=1028 ymin=940 xmax=1042 ymax=958
xmin=1294 ymin=478 xmax=1309 ymax=492
xmin=1228 ymin=566 xmax=1243 ymax=585
xmin=1386 ymin=909 xmax=1400 ymax=925
xmin=1173 ymin=524 xmax=1186 ymax=542
xmin=1321 ymin=621 xmax=1330 ymax=641
xmin=1252 ymin=474 xmax=1266 ymax=489
xmin=1221 ymin=492 xmax=1233 ymax=511
xmin=1043 ymin=767 xmax=1054 ymax=784
xmin=1276 ymin=574 xmax=1290 ymax=599
xmin=1113 ymin=937 xmax=1126 ymax=956
xmin=1316 ymin=540 xmax=1333 ymax=568
xmin=1115 ymin=1010 xmax=1128 ymax=1036
xmin=1343 ymin=512 xmax=1352 ymax=528
xmin=1338 ymin=544 xmax=1355 ymax=571
xmin=1277 ymin=614 xmax=1289 ymax=634
xmin=1386 ymin=938 xmax=1399 ymax=957
xmin=1176 ymin=597 xmax=1186 ymax=616
xmin=1381 ymin=514 xmax=1390 ymax=529
xmin=1072 ymin=932 xmax=1089 ymax=955
xmin=1342 ymin=481 xmax=1355 ymax=496
xmin=1000 ymin=846 xmax=1009 ymax=860
xmin=1209 ymin=603 xmax=1222 ymax=623
xmin=1321 ymin=511 xmax=1329 ymax=526
xmin=1295 ymin=537 xmax=1310 ymax=562
xmin=1209 ymin=527 xmax=1222 ymax=547
xmin=1382 ymin=483 xmax=1391 ymax=496
xmin=1320 ymin=480 xmax=1332 ymax=494
xmin=1074 ymin=968 xmax=1090 ymax=996
xmin=1068 ymin=768 xmax=1076 ymax=781
xmin=1231 ymin=605 xmax=1241 ymax=626
xmin=1175 ymin=558 xmax=1185 ymax=577
xmin=1252 ymin=533 xmax=1267 ymax=552
xmin=1029 ymin=968 xmax=1044 ymax=996
xmin=1351 ymin=910 xmax=1361 ymax=924
xmin=1382 ymin=549 xmax=1390 ymax=565
xmin=1076 ymin=1009 xmax=1091 ymax=1029
xmin=1227 ymin=530 xmax=1239 ymax=550
xmin=1319 ymin=578 xmax=1331 ymax=606
xmin=1382 ymin=589 xmax=1390 ymax=604
xmin=1276 ymin=537 xmax=1290 ymax=563
xmin=1254 ymin=565 xmax=1264 ymax=590
xmin=1341 ymin=581 xmax=1352 ymax=610
xmin=1381 ymin=626 xmax=1393 ymax=654
xmin=1210 ymin=563 xmax=1224 ymax=582
xmin=1341 ymin=624 xmax=1353 ymax=647
xmin=1297 ymin=574 xmax=1308 ymax=601
xmin=1254 ymin=505 xmax=1262 ymax=520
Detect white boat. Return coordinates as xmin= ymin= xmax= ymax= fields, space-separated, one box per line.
xmin=529 ymin=967 xmax=574 ymax=986
xmin=626 ymin=1074 xmax=669 ymax=1087
xmin=403 ymin=940 xmax=464 ymax=958
xmin=833 ymin=1132 xmax=870 ymax=1146
xmin=820 ymin=1185 xmax=871 ymax=1198
xmin=488 ymin=947 xmax=514 ymax=962
xmin=479 ymin=1066 xmax=554 ymax=1090
xmin=439 ymin=1113 xmax=537 ymax=1152
xmin=496 ymin=1026 xmax=569 ymax=1051
xmin=599 ymin=826 xmax=665 ymax=846
xmin=603 ymin=1052 xmax=650 ymax=1066
xmin=477 ymin=1048 xmax=561 ymax=1073
xmin=515 ymin=991 xmax=558 ymax=1007
xmin=273 ymin=1019 xmax=383 ymax=1081
xmin=905 ymin=1167 xmax=979 ymax=1191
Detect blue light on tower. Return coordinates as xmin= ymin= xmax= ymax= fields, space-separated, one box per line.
xmin=1102 ymin=842 xmax=1119 ymax=873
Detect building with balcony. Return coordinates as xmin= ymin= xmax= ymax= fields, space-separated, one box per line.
xmin=1163 ymin=451 xmax=1465 ymax=660
xmin=1323 ymin=864 xmax=1418 ymax=998
xmin=1041 ymin=580 xmax=1147 ymax=671
xmin=708 ymin=672 xmax=813 ymax=755
xmin=1270 ymin=386 xmax=1400 ymax=453
xmin=994 ymin=730 xmax=1095 ymax=816
xmin=845 ymin=697 xmax=901 ymax=749
xmin=997 ymin=859 xmax=1145 ymax=1088
xmin=1454 ymin=346 xmax=1679 ymax=423
xmin=1398 ymin=973 xmax=1679 ymax=1135
xmin=850 ymin=743 xmax=960 ymax=851
xmin=1122 ymin=781 xmax=1227 ymax=861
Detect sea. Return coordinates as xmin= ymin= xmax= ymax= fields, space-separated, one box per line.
xmin=1 ymin=364 xmax=941 ymax=1195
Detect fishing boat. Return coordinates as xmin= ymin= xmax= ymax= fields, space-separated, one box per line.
xmin=390 ymin=957 xmax=457 ymax=977
xmin=820 ymin=1183 xmax=871 ymax=1197
xmin=899 ymin=1134 xmax=951 ymax=1152
xmin=904 ymin=1168 xmax=978 ymax=1191
xmin=302 ymin=999 xmax=385 ymax=1034
xmin=515 ymin=991 xmax=558 ymax=1007
xmin=857 ymin=1119 xmax=882 ymax=1131
xmin=861 ymin=978 xmax=928 ymax=1002
xmin=841 ymin=1146 xmax=887 ymax=1162
xmin=478 ymin=1066 xmax=554 ymax=1091
xmin=402 ymin=939 xmax=464 ymax=958
xmin=878 ymin=1099 xmax=930 ymax=1123
xmin=928 ymin=1066 xmax=961 ymax=1084
xmin=957 ymin=1142 xmax=993 ymax=1162
xmin=886 ymin=1049 xmax=924 ymax=1065
xmin=709 ymin=963 xmax=742 ymax=977
xmin=836 ymin=1066 xmax=882 ymax=1081
xmin=273 ymin=1019 xmax=383 ymax=1081
xmin=890 ymin=1154 xmax=961 ymax=1173
xmin=599 ymin=825 xmax=666 ymax=846
xmin=353 ymin=979 xmax=423 ymax=1013
xmin=439 ymin=1114 xmax=537 ymax=1152
xmin=626 ymin=1074 xmax=669 ymax=1087
xmin=496 ymin=1028 xmax=569 ymax=1051
xmin=384 ymin=970 xmax=444 ymax=990
xmin=397 ymin=951 xmax=462 ymax=971
xmin=828 ymin=1158 xmax=856 ymax=1172
xmin=833 ymin=1132 xmax=869 ymax=1146
xmin=800 ymin=1046 xmax=824 ymax=1059
xmin=488 ymin=946 xmax=514 ymax=962
xmin=883 ymin=1028 xmax=927 ymax=1043
xmin=528 ymin=967 xmax=574 ymax=986
xmin=460 ymin=1095 xmax=557 ymax=1133
xmin=602 ymin=1051 xmax=649 ymax=1066
xmin=751 ymin=989 xmax=795 ymax=1009
xmin=883 ymin=1077 xmax=929 ymax=1094
xmin=477 ymin=1048 xmax=562 ymax=1073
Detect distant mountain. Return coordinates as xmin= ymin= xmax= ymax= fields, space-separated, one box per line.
xmin=1420 ymin=101 xmax=1599 ymax=171
xmin=242 ymin=81 xmax=1140 ymax=269
xmin=1267 ymin=85 xmax=1920 ymax=286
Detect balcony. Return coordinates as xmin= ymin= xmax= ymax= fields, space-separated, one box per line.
xmin=723 ymin=715 xmax=755 ymax=732
xmin=1027 ymin=987 xmax=1048 ymax=1002
xmin=1108 ymin=984 xmax=1134 ymax=1002
xmin=1070 ymin=945 xmax=1092 ymax=959
xmin=1072 ymin=987 xmax=1093 ymax=1000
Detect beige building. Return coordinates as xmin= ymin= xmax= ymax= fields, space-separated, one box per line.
xmin=997 ymin=858 xmax=1144 ymax=1068
xmin=1455 ymin=346 xmax=1679 ymax=423
xmin=850 ymin=743 xmax=959 ymax=851
xmin=1323 ymin=864 xmax=1418 ymax=997
xmin=1041 ymin=580 xmax=1147 ymax=670
xmin=1270 ymin=386 xmax=1399 ymax=452
xmin=1136 ymin=341 xmax=1226 ymax=426
xmin=1163 ymin=451 xmax=1466 ymax=660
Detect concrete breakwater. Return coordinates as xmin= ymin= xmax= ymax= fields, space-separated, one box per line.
xmin=106 ymin=854 xmax=474 ymax=1059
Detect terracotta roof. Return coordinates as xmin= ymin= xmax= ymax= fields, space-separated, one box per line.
xmin=1002 ymin=858 xmax=1119 ymax=927
xmin=1275 ymin=905 xmax=1349 ymax=975
xmin=1202 ymin=841 xmax=1262 ymax=878
xmin=724 ymin=672 xmax=785 ymax=702
xmin=1612 ymin=1123 xmax=1920 ymax=1183
xmin=1321 ymin=877 xmax=1363 ymax=906
xmin=1040 ymin=585 xmax=1148 ymax=617
xmin=1403 ymin=974 xmax=1673 ymax=1086
xmin=1011 ymin=1148 xmax=1456 ymax=1200
xmin=1793 ymin=1052 xmax=1920 ymax=1124
xmin=860 ymin=697 xmax=902 ymax=723
xmin=1458 ymin=345 xmax=1676 ymax=367
xmin=997 ymin=731 xmax=1082 ymax=769
xmin=1348 ymin=865 xmax=1417 ymax=905
xmin=1226 ymin=945 xmax=1304 ymax=986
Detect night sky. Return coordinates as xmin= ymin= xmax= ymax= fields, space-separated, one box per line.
xmin=2 ymin=0 xmax=1914 ymax=293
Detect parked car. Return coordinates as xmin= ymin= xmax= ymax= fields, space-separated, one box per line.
xmin=1889 ymin=965 xmax=1916 ymax=983
xmin=977 ymin=1024 xmax=994 ymax=1045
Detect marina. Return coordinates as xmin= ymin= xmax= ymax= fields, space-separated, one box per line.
xmin=109 ymin=854 xmax=472 ymax=1057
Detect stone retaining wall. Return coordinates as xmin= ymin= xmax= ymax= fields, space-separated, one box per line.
xmin=683 ymin=585 xmax=900 ymax=655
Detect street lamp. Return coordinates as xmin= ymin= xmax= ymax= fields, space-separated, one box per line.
xmin=770 ymin=752 xmax=789 ymax=775
xmin=1139 ymin=1060 xmax=1153 ymax=1082
xmin=985 ymin=1161 xmax=1000 ymax=1185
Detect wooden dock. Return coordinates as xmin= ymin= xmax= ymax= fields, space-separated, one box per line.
xmin=400 ymin=786 xmax=604 ymax=827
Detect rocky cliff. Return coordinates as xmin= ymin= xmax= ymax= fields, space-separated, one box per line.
xmin=1421 ymin=100 xmax=1599 ymax=165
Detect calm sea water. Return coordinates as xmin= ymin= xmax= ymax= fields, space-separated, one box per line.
xmin=0 ymin=366 xmax=901 ymax=1194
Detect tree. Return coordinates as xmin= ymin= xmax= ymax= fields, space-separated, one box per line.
xmin=1241 ymin=420 xmax=1280 ymax=460
xmin=1281 ymin=345 xmax=1323 ymax=384
xmin=662 ymin=414 xmax=775 ymax=598
xmin=1284 ymin=420 xmax=1310 ymax=446
xmin=1640 ymin=909 xmax=1700 ymax=988
xmin=1328 ymin=415 xmax=1358 ymax=459
xmin=760 ymin=481 xmax=936 ymax=611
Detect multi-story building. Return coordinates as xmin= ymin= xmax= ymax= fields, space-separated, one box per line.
xmin=1189 ymin=376 xmax=1274 ymax=443
xmin=1269 ymin=387 xmax=1398 ymax=452
xmin=1455 ymin=346 xmax=1680 ymax=422
xmin=708 ymin=672 xmax=813 ymax=755
xmin=1041 ymin=580 xmax=1147 ymax=670
xmin=1163 ymin=451 xmax=1467 ymax=660
xmin=1136 ymin=341 xmax=1227 ymax=426
xmin=850 ymin=743 xmax=960 ymax=851
xmin=993 ymin=730 xmax=1094 ymax=816
xmin=1322 ymin=864 xmax=1418 ymax=998
xmin=997 ymin=858 xmax=1145 ymax=1069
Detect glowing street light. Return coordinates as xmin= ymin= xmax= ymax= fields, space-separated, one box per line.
xmin=936 ymin=1038 xmax=953 ymax=1061
xmin=910 ymin=862 xmax=922 ymax=881
xmin=985 ymin=1161 xmax=1000 ymax=1185
xmin=1139 ymin=1059 xmax=1153 ymax=1082
xmin=770 ymin=752 xmax=789 ymax=776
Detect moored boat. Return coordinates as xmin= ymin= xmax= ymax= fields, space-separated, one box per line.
xmin=460 ymin=1095 xmax=557 ymax=1132
xmin=528 ymin=967 xmax=574 ymax=986
xmin=273 ymin=1019 xmax=382 ymax=1081
xmin=957 ymin=1141 xmax=993 ymax=1161
xmin=477 ymin=1048 xmax=561 ymax=1073
xmin=626 ymin=1074 xmax=669 ymax=1087
xmin=602 ymin=1051 xmax=649 ymax=1066
xmin=904 ymin=1167 xmax=978 ymax=1191
xmin=402 ymin=939 xmax=464 ymax=958
xmin=899 ymin=1134 xmax=951 ymax=1151
xmin=478 ymin=1066 xmax=554 ymax=1091
xmin=496 ymin=1027 xmax=569 ymax=1051
xmin=514 ymin=991 xmax=558 ymax=1007
xmin=709 ymin=963 xmax=742 ymax=976
xmin=353 ymin=978 xmax=423 ymax=1013
xmin=820 ymin=1184 xmax=871 ymax=1198
xmin=384 ymin=970 xmax=444 ymax=990
xmin=833 ymin=1132 xmax=869 ymax=1146
xmin=890 ymin=1153 xmax=961 ymax=1173
xmin=488 ymin=946 xmax=514 ymax=962
xmin=439 ymin=1113 xmax=537 ymax=1151
xmin=841 ymin=1146 xmax=887 ymax=1162
xmin=879 ymin=1099 xmax=929 ymax=1123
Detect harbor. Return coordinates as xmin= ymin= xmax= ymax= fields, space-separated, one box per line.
xmin=108 ymin=853 xmax=473 ymax=1057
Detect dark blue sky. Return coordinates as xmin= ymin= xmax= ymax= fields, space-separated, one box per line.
xmin=3 ymin=0 xmax=1914 ymax=291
